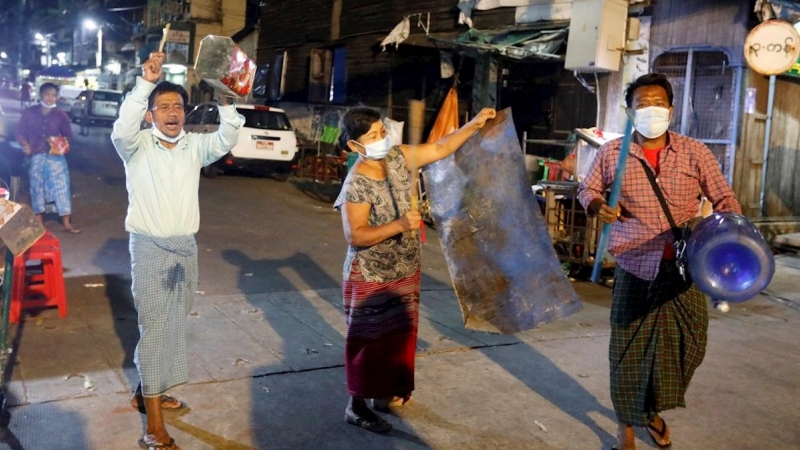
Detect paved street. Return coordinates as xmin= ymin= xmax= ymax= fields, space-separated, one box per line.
xmin=0 ymin=97 xmax=798 ymax=449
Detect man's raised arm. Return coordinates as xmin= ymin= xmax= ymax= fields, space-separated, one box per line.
xmin=111 ymin=52 xmax=164 ymax=162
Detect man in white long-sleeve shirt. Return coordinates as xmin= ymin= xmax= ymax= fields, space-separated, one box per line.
xmin=111 ymin=52 xmax=244 ymax=450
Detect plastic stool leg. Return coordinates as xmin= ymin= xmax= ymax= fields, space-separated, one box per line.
xmin=10 ymin=254 xmax=26 ymax=324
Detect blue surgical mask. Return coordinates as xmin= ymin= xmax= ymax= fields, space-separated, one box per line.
xmin=357 ymin=135 xmax=392 ymax=160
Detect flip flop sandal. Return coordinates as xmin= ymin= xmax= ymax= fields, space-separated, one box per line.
xmin=63 ymin=228 xmax=82 ymax=234
xmin=138 ymin=437 xmax=176 ymax=449
xmin=647 ymin=417 xmax=672 ymax=449
xmin=131 ymin=384 xmax=187 ymax=414
xmin=344 ymin=409 xmax=393 ymax=434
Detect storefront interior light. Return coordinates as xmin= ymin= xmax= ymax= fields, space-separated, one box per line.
xmin=105 ymin=61 xmax=121 ymax=75
xmin=163 ymin=64 xmax=187 ymax=74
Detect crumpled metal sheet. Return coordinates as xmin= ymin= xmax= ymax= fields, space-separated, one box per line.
xmin=423 ymin=108 xmax=582 ymax=334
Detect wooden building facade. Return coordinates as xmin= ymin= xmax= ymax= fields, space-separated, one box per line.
xmin=254 ymin=0 xmax=800 ymax=220
xmin=253 ymin=0 xmax=596 ymax=151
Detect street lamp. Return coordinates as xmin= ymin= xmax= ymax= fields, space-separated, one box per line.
xmin=0 ymin=52 xmax=7 ymax=59
xmin=83 ymin=19 xmax=103 ymax=69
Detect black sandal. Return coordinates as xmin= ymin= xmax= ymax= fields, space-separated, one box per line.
xmin=131 ymin=384 xmax=186 ymax=414
xmin=647 ymin=417 xmax=672 ymax=449
xmin=344 ymin=407 xmax=392 ymax=434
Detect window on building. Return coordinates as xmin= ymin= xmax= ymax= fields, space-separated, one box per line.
xmin=308 ymin=48 xmax=331 ymax=103
xmin=653 ymin=50 xmax=739 ymax=181
xmin=330 ymin=47 xmax=347 ymax=104
xmin=253 ymin=65 xmax=269 ymax=98
xmin=308 ymin=47 xmax=346 ymax=104
xmin=268 ymin=51 xmax=287 ymax=102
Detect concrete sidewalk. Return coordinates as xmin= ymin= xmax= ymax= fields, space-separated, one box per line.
xmin=1 ymin=263 xmax=799 ymax=450
xmin=763 ymin=253 xmax=800 ymax=311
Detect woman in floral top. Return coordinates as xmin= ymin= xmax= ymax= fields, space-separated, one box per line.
xmin=334 ymin=106 xmax=496 ymax=433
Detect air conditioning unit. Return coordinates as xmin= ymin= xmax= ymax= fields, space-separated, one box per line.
xmin=565 ymin=0 xmax=629 ymax=72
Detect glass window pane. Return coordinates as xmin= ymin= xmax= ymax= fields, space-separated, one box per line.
xmin=236 ymin=109 xmax=292 ymax=130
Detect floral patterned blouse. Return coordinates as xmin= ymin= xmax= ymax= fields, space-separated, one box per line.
xmin=334 ymin=146 xmax=420 ymax=282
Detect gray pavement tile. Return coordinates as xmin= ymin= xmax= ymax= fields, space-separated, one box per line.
xmin=763 ymin=260 xmax=800 ymax=307
xmin=418 ymin=290 xmax=521 ymax=347
xmin=253 ymin=290 xmax=346 ymax=346
xmin=209 ymin=294 xmax=342 ymax=372
xmin=21 ymin=369 xmax=125 ymax=406
xmin=185 ymin=346 xmax=219 ymax=386
xmin=8 ymin=320 xmax=129 ymax=406
xmin=3 ymin=291 xmax=799 ymax=450
xmin=186 ymin=300 xmax=292 ymax=380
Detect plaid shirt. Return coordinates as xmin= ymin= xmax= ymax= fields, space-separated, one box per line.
xmin=578 ymin=132 xmax=741 ymax=280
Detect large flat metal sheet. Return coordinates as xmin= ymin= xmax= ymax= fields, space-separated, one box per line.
xmin=423 ymin=108 xmax=582 ymax=334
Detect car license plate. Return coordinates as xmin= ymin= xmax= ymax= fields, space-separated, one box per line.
xmin=256 ymin=141 xmax=274 ymax=150
xmin=96 ymin=102 xmax=116 ymax=116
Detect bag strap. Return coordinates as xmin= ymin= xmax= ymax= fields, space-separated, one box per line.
xmin=637 ymin=158 xmax=684 ymax=242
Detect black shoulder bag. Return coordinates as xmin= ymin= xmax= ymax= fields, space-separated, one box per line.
xmin=638 ymin=159 xmax=693 ymax=293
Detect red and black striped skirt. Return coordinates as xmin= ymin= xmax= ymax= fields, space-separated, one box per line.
xmin=342 ymin=263 xmax=421 ymax=399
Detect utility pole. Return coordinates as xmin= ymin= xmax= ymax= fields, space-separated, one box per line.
xmin=16 ymin=0 xmax=29 ymax=79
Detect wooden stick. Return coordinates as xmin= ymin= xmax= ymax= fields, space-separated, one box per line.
xmin=158 ymin=23 xmax=171 ymax=53
xmin=410 ymin=166 xmax=420 ymax=239
xmin=408 ymin=99 xmax=426 ymax=239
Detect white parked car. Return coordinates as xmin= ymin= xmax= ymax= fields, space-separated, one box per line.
xmin=71 ymin=89 xmax=123 ymax=125
xmin=184 ymin=103 xmax=299 ymax=181
xmin=57 ymin=85 xmax=84 ymax=118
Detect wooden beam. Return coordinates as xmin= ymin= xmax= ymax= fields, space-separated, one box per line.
xmin=331 ymin=0 xmax=342 ymax=41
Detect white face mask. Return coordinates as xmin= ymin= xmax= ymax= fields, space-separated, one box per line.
xmin=152 ymin=125 xmax=186 ymax=144
xmin=40 ymin=101 xmax=57 ymax=109
xmin=633 ymin=106 xmax=671 ymax=139
xmin=356 ymin=135 xmax=392 ymax=160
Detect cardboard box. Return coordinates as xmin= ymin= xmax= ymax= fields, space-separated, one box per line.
xmin=0 ymin=200 xmax=46 ymax=255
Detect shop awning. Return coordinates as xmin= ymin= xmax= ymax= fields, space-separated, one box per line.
xmin=406 ymin=22 xmax=569 ymax=60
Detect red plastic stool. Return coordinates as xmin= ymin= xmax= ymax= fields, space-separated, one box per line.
xmin=36 ymin=231 xmax=61 ymax=249
xmin=9 ymin=234 xmax=67 ymax=324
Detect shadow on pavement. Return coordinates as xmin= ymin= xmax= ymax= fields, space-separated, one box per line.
xmin=419 ymin=273 xmax=618 ymax=449
xmin=222 ymin=249 xmax=429 ymax=449
xmin=92 ymin=239 xmax=139 ymax=388
xmin=2 ymin=320 xmax=90 ymax=449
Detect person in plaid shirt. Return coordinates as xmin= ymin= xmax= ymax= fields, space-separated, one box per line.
xmin=578 ymin=73 xmax=741 ymax=450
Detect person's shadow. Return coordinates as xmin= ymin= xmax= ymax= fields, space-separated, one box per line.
xmin=91 ymin=238 xmax=140 ymax=388
xmin=222 ymin=249 xmax=429 ymax=449
xmin=417 ymin=272 xmax=619 ymax=448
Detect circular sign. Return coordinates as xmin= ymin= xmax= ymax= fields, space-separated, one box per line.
xmin=745 ymin=20 xmax=800 ymax=75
